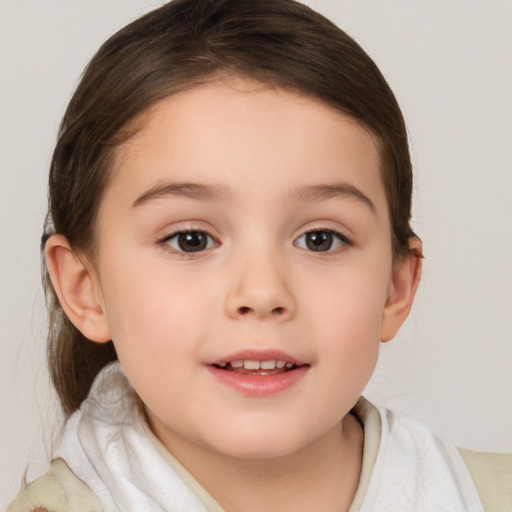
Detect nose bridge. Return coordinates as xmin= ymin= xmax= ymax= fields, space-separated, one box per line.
xmin=224 ymin=245 xmax=297 ymax=321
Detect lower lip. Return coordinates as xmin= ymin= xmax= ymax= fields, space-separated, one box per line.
xmin=206 ymin=365 xmax=309 ymax=397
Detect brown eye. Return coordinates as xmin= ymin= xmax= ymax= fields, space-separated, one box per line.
xmin=294 ymin=229 xmax=349 ymax=252
xmin=164 ymin=231 xmax=216 ymax=253
xmin=305 ymin=231 xmax=333 ymax=251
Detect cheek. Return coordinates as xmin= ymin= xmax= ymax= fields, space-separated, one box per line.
xmin=314 ymin=293 xmax=382 ymax=377
xmin=99 ymin=259 xmax=214 ymax=366
xmin=305 ymin=260 xmax=390 ymax=373
xmin=307 ymin=258 xmax=390 ymax=333
xmin=99 ymin=271 xmax=208 ymax=412
xmin=294 ymin=277 xmax=384 ymax=429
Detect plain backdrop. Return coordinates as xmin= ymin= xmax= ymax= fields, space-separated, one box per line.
xmin=1 ymin=0 xmax=511 ymax=505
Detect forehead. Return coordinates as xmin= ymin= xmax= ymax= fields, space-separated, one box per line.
xmin=108 ymin=78 xmax=386 ymax=212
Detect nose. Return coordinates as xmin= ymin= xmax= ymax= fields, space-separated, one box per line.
xmin=224 ymin=253 xmax=297 ymax=322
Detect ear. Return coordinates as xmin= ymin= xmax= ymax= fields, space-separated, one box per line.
xmin=380 ymin=238 xmax=423 ymax=342
xmin=45 ymin=234 xmax=111 ymax=343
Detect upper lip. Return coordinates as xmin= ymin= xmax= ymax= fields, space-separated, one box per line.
xmin=208 ymin=349 xmax=307 ymax=366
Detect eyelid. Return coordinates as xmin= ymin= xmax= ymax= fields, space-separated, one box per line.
xmin=156 ymin=220 xmax=219 ymax=243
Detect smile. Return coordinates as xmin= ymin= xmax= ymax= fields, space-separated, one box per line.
xmin=214 ymin=360 xmax=298 ymax=375
xmin=207 ymin=351 xmax=309 ymax=396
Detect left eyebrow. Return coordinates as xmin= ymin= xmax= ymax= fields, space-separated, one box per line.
xmin=132 ymin=181 xmax=233 ymax=208
xmin=288 ymin=182 xmax=376 ymax=215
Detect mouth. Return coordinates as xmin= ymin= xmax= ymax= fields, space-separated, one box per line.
xmin=212 ymin=359 xmax=302 ymax=376
xmin=207 ymin=351 xmax=309 ymax=395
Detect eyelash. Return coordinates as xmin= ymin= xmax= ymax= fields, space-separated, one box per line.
xmin=158 ymin=227 xmax=352 ymax=256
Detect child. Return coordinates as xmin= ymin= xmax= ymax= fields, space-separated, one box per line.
xmin=8 ymin=0 xmax=511 ymax=510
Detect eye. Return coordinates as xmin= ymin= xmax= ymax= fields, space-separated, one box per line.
xmin=162 ymin=230 xmax=217 ymax=253
xmin=294 ymin=229 xmax=350 ymax=252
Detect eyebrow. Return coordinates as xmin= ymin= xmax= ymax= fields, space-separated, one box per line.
xmin=132 ymin=181 xmax=233 ymax=207
xmin=288 ymin=182 xmax=376 ymax=214
xmin=132 ymin=180 xmax=376 ymax=214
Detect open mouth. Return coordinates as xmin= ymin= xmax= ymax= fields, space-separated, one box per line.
xmin=208 ymin=356 xmax=309 ymax=395
xmin=213 ymin=360 xmax=301 ymax=375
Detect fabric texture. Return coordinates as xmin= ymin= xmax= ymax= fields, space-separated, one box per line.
xmin=459 ymin=447 xmax=512 ymax=512
xmin=7 ymin=458 xmax=103 ymax=512
xmin=54 ymin=364 xmax=217 ymax=512
xmin=359 ymin=406 xmax=484 ymax=511
xmin=8 ymin=362 xmax=509 ymax=511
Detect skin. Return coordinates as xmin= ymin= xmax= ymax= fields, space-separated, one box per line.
xmin=46 ymin=78 xmax=421 ymax=511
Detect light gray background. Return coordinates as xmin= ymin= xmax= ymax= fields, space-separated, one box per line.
xmin=1 ymin=0 xmax=511 ymax=505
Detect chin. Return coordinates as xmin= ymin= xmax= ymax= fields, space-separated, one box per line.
xmin=204 ymin=427 xmax=312 ymax=461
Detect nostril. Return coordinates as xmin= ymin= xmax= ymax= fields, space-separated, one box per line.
xmin=234 ymin=305 xmax=288 ymax=317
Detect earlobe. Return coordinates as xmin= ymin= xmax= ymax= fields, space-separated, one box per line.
xmin=380 ymin=238 xmax=423 ymax=342
xmin=45 ymin=234 xmax=111 ymax=343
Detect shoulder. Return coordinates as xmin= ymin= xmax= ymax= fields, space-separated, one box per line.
xmin=8 ymin=458 xmax=103 ymax=512
xmin=458 ymin=447 xmax=512 ymax=512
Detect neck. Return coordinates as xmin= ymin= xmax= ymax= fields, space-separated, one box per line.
xmin=150 ymin=413 xmax=363 ymax=512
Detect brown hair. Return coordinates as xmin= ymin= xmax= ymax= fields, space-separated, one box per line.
xmin=44 ymin=0 xmax=419 ymax=416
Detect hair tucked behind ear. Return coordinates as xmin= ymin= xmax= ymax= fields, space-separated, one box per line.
xmin=45 ymin=0 xmax=419 ymax=416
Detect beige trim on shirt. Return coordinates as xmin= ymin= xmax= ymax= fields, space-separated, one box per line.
xmin=141 ymin=419 xmax=226 ymax=512
xmin=347 ymin=397 xmax=382 ymax=511
xmin=458 ymin=447 xmax=512 ymax=512
xmin=7 ymin=458 xmax=103 ymax=512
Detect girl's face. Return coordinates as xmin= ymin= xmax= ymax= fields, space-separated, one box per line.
xmin=90 ymin=78 xmax=411 ymax=459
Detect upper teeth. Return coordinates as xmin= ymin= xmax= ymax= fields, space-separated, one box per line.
xmin=221 ymin=360 xmax=294 ymax=370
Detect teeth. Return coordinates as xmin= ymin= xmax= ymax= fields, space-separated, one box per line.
xmin=223 ymin=359 xmax=295 ymax=370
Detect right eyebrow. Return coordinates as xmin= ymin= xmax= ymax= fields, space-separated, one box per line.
xmin=132 ymin=181 xmax=233 ymax=208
